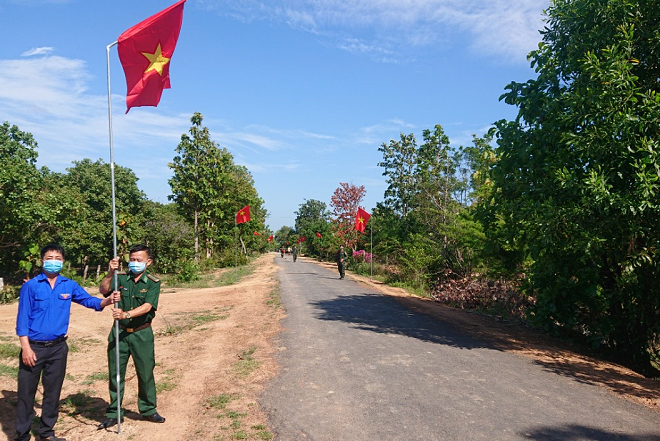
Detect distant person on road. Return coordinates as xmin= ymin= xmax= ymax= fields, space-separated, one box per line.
xmin=97 ymin=244 xmax=165 ymax=430
xmin=336 ymin=245 xmax=347 ymax=279
xmin=280 ymin=247 xmax=285 ymax=258
xmin=15 ymin=243 xmax=118 ymax=441
xmin=292 ymin=246 xmax=298 ymax=262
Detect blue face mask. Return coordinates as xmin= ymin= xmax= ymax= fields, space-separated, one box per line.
xmin=128 ymin=261 xmax=147 ymax=274
xmin=43 ymin=260 xmax=63 ymax=274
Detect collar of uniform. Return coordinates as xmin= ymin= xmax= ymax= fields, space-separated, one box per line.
xmin=131 ymin=272 xmax=148 ymax=283
xmin=36 ymin=272 xmax=68 ymax=283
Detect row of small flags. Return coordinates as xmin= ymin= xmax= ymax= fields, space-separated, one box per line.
xmin=237 ymin=205 xmax=372 ymax=239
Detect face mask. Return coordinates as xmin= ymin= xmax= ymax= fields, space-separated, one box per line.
xmin=128 ymin=261 xmax=147 ymax=274
xmin=43 ymin=260 xmax=63 ymax=274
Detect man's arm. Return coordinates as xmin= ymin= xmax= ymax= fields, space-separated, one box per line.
xmin=99 ymin=257 xmax=120 ymax=295
xmin=112 ymin=302 xmax=153 ymax=321
xmin=19 ymin=335 xmax=37 ymax=367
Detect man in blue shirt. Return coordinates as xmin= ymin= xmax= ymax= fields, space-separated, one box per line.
xmin=15 ymin=243 xmax=118 ymax=441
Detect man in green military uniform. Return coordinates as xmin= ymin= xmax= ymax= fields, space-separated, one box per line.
xmin=336 ymin=245 xmax=347 ymax=279
xmin=97 ymin=244 xmax=165 ymax=430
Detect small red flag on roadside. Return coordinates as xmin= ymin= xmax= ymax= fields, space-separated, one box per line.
xmin=355 ymin=207 xmax=371 ymax=233
xmin=236 ymin=205 xmax=251 ymax=224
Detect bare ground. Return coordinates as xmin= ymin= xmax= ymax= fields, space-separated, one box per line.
xmin=0 ymin=254 xmax=658 ymax=441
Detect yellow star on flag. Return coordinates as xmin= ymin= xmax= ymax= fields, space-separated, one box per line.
xmin=358 ymin=217 xmax=364 ymax=224
xmin=142 ymin=43 xmax=170 ymax=76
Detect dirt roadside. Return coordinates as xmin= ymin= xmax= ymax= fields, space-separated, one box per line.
xmin=0 ymin=253 xmax=282 ymax=441
xmin=0 ymin=254 xmax=657 ymax=441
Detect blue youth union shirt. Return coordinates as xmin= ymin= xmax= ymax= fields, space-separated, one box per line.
xmin=16 ymin=272 xmax=104 ymax=341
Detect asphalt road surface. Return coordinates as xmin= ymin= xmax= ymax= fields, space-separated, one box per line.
xmin=260 ymin=256 xmax=660 ymax=441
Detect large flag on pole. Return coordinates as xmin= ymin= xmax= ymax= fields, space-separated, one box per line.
xmin=355 ymin=207 xmax=371 ymax=233
xmin=236 ymin=205 xmax=251 ymax=224
xmin=118 ymin=0 xmax=186 ymax=113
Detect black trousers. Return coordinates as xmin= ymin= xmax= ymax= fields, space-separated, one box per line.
xmin=15 ymin=340 xmax=68 ymax=441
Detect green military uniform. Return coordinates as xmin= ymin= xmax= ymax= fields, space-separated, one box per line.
xmin=105 ymin=270 xmax=160 ymax=418
xmin=336 ymin=247 xmax=347 ymax=279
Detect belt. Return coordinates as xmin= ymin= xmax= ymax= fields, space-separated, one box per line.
xmin=120 ymin=322 xmax=151 ymax=333
xmin=29 ymin=336 xmax=67 ymax=347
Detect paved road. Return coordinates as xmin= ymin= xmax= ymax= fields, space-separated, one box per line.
xmin=260 ymin=256 xmax=660 ymax=441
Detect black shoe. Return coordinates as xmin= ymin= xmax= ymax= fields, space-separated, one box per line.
xmin=97 ymin=418 xmax=117 ymax=430
xmin=39 ymin=436 xmax=66 ymax=441
xmin=144 ymin=412 xmax=166 ymax=423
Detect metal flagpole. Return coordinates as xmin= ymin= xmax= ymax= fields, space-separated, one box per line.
xmin=234 ymin=219 xmax=237 ymax=267
xmin=106 ymin=41 xmax=122 ymax=435
xmin=370 ymin=218 xmax=373 ymax=280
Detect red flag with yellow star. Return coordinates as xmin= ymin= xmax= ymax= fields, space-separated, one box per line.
xmin=355 ymin=207 xmax=371 ymax=233
xmin=236 ymin=205 xmax=251 ymax=224
xmin=118 ymin=0 xmax=186 ymax=113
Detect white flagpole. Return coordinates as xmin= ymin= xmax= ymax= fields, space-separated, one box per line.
xmin=106 ymin=40 xmax=122 ymax=435
xmin=370 ymin=218 xmax=373 ymax=280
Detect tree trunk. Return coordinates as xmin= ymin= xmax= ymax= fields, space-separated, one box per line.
xmin=194 ymin=209 xmax=199 ymax=261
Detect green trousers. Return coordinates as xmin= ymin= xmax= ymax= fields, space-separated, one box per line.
xmin=106 ymin=326 xmax=157 ymax=418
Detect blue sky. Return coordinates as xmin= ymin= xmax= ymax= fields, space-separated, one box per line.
xmin=0 ymin=0 xmax=548 ymax=232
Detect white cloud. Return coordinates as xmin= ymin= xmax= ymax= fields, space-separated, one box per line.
xmin=206 ymin=0 xmax=548 ymax=61
xmin=0 ymin=54 xmax=189 ymax=173
xmin=21 ymin=47 xmax=55 ymax=57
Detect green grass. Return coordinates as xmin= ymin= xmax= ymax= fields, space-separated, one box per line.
xmin=233 ymin=347 xmax=260 ymax=378
xmin=159 ymin=310 xmax=229 ymax=336
xmin=254 ymin=430 xmax=273 ymax=440
xmin=156 ymin=380 xmax=177 ymax=393
xmin=0 ymin=342 xmax=20 ymax=358
xmin=161 ymin=262 xmax=257 ymax=290
xmin=214 ymin=265 xmax=256 ymax=287
xmin=267 ymin=284 xmax=282 ymax=309
xmin=67 ymin=337 xmax=102 ymax=353
xmin=0 ymin=363 xmax=18 ymax=379
xmin=82 ymin=371 xmax=107 ymax=385
xmin=207 ymin=393 xmax=238 ymax=410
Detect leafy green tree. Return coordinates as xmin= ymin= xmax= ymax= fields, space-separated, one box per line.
xmin=294 ymin=199 xmax=330 ymax=257
xmin=0 ymin=122 xmax=45 ymax=275
xmin=489 ymin=0 xmax=660 ymax=375
xmin=378 ymin=133 xmax=418 ymax=218
xmin=169 ymin=113 xmax=267 ymax=261
xmin=62 ymin=159 xmax=146 ymax=270
xmin=141 ymin=202 xmax=194 ymax=274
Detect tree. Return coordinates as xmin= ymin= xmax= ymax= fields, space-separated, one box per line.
xmin=63 ymin=159 xmax=146 ymax=269
xmin=489 ymin=0 xmax=660 ymax=375
xmin=0 ymin=122 xmax=44 ymax=275
xmin=330 ymin=182 xmax=366 ymax=251
xmin=294 ymin=199 xmax=331 ymax=257
xmin=169 ymin=113 xmax=266 ymax=261
xmin=378 ymin=133 xmax=418 ymax=218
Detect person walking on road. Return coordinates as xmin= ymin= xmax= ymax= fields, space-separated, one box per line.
xmin=336 ymin=245 xmax=347 ymax=279
xmin=15 ymin=243 xmax=118 ymax=441
xmin=292 ymin=246 xmax=298 ymax=262
xmin=97 ymin=244 xmax=165 ymax=430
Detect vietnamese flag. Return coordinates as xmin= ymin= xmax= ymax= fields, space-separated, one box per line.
xmin=118 ymin=0 xmax=186 ymax=113
xmin=236 ymin=205 xmax=251 ymax=224
xmin=316 ymin=232 xmax=322 ymax=238
xmin=253 ymin=231 xmax=261 ymax=236
xmin=355 ymin=207 xmax=371 ymax=233
xmin=268 ymin=235 xmax=274 ymax=242
xmin=301 ymin=236 xmax=306 ymax=242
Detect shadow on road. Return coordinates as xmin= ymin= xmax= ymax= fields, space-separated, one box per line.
xmin=520 ymin=423 xmax=660 ymax=440
xmin=310 ymin=293 xmax=493 ymax=350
